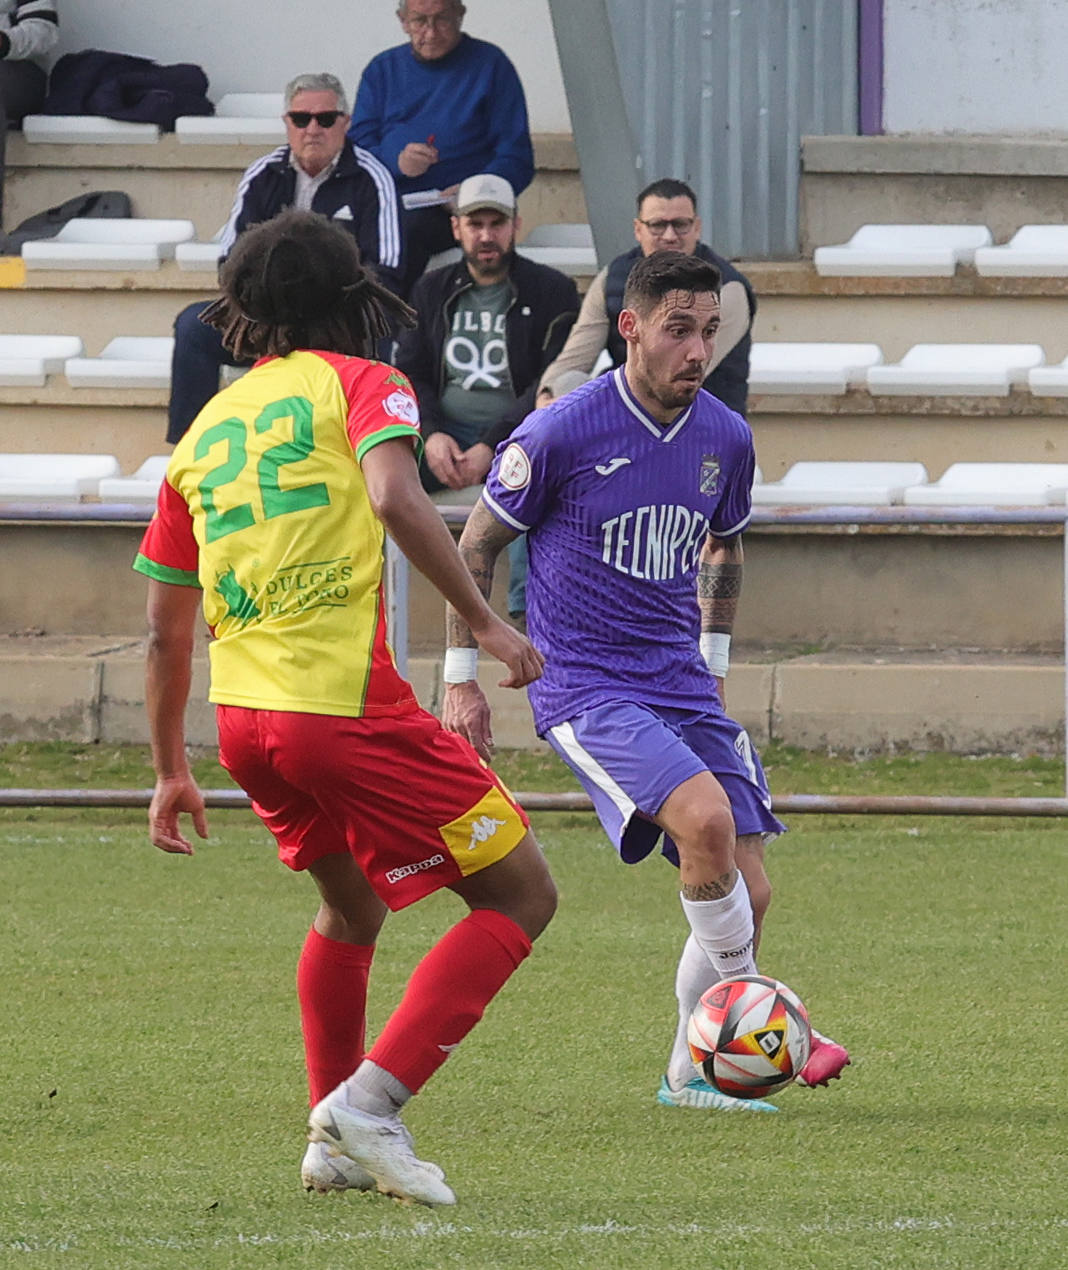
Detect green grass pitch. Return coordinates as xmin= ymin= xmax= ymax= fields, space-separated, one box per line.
xmin=0 ymin=743 xmax=1064 ymax=1269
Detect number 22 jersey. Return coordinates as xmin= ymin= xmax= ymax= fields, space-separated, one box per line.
xmin=134 ymin=350 xmax=422 ymax=718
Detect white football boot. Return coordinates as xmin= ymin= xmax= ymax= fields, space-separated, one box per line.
xmin=308 ymin=1091 xmax=455 ymax=1207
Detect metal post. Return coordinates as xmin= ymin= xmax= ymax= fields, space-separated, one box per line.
xmin=384 ymin=535 xmax=409 ymax=679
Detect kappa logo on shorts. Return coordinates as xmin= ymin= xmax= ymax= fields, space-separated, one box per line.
xmin=466 ymin=814 xmax=506 ymax=851
xmin=384 ymin=853 xmax=445 ymax=884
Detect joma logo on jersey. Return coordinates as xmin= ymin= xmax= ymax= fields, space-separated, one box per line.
xmin=467 ymin=815 xmax=506 ymax=851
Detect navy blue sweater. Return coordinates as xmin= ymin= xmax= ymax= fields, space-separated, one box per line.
xmin=349 ymin=34 xmax=534 ymax=196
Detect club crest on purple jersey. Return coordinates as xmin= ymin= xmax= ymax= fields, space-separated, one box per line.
xmin=699 ymin=454 xmax=721 ymax=495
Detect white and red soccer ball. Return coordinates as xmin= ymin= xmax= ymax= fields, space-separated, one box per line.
xmin=687 ymin=974 xmax=812 ymax=1099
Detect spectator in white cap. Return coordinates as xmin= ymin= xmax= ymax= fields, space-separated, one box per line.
xmin=394 ymin=173 xmax=578 ymax=620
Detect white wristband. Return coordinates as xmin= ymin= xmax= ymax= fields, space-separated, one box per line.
xmin=443 ymin=646 xmax=479 ymax=683
xmin=700 ymin=632 xmax=731 ymax=678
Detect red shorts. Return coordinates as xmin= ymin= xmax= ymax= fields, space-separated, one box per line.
xmin=216 ymin=704 xmax=530 ymax=910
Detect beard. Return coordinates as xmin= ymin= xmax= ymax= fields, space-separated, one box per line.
xmin=463 ymin=243 xmax=513 ymax=281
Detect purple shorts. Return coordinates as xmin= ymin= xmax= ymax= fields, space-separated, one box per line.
xmin=545 ymin=700 xmax=786 ymax=866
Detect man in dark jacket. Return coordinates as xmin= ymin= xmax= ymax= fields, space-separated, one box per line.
xmin=394 ymin=173 xmax=577 ymax=495
xmin=166 ymin=72 xmax=403 ymax=444
xmin=536 ymin=178 xmax=756 ymax=418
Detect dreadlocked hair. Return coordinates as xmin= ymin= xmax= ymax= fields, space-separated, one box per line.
xmin=201 ymin=209 xmax=415 ymax=361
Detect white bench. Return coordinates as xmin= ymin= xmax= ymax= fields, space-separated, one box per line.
xmin=0 ymin=452 xmax=121 ymax=500
xmin=973 ymin=225 xmax=1068 ymax=277
xmin=1028 ymin=355 xmax=1068 ymax=398
xmin=748 ymin=342 xmax=883 ymax=394
xmin=65 ymin=337 xmax=174 ymax=389
xmin=519 ymin=223 xmax=597 ymax=276
xmin=176 ymin=93 xmax=285 ymax=144
xmin=97 ymin=455 xmax=171 ymax=503
xmin=22 ymin=115 xmax=160 ymax=144
xmin=751 ymin=461 xmax=929 ymax=506
xmin=0 ymin=335 xmax=84 ymax=386
xmin=814 ymin=224 xmax=993 ymax=277
xmin=866 ymin=343 xmax=1045 ymax=397
xmin=22 ymin=219 xmax=196 ymax=271
xmin=902 ymin=462 xmax=1068 ymax=506
xmin=175 ymin=226 xmax=225 ymax=271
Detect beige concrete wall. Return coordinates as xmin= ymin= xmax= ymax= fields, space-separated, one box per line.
xmin=800 ymin=136 xmax=1068 ymax=253
xmin=2 ymin=519 xmax=1063 ymax=654
xmin=5 ymin=135 xmax=584 ymax=245
xmin=748 ymin=398 xmax=1068 ymax=484
xmin=3 ymin=639 xmax=1061 ymax=756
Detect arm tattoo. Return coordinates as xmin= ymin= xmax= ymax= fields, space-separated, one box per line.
xmin=697 ymin=535 xmax=744 ymax=635
xmin=446 ymin=502 xmax=519 ymax=648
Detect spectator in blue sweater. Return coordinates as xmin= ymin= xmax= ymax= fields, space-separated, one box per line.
xmin=350 ymin=0 xmax=534 ymax=293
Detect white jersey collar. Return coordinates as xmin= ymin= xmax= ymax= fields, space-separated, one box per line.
xmin=611 ymin=367 xmax=694 ymax=443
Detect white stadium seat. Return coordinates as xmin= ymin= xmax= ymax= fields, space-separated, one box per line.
xmin=866 ymin=343 xmax=1044 ymax=397
xmin=176 ymin=94 xmax=286 ymax=144
xmin=520 ymin=223 xmax=597 ymax=276
xmin=0 ymin=335 xmax=84 ymax=385
xmin=21 ymin=115 xmax=160 ymax=144
xmin=175 ymin=226 xmax=225 ymax=271
xmin=813 ymin=224 xmax=993 ymax=277
xmin=1028 ymin=355 xmax=1068 ymax=398
xmin=973 ymin=225 xmax=1068 ymax=277
xmin=902 ymin=462 xmax=1068 ymax=506
xmin=424 ymin=247 xmax=462 ymax=272
xmin=22 ymin=218 xmax=196 ymax=270
xmin=750 ymin=461 xmax=929 ymax=506
xmin=748 ymin=342 xmax=883 ymax=394
xmin=97 ymin=455 xmax=172 ymax=503
xmin=64 ymin=337 xmax=174 ymax=389
xmin=0 ymin=452 xmax=121 ymax=500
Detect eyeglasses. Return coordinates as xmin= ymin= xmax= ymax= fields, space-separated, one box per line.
xmin=286 ymin=110 xmax=344 ymax=129
xmin=637 ymin=217 xmax=697 ymax=237
xmin=406 ymin=13 xmax=461 ymax=31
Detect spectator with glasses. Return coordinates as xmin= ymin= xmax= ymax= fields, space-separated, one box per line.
xmin=166 ymin=72 xmax=403 ymax=445
xmin=350 ymin=1 xmax=534 ymax=294
xmin=537 ymin=179 xmax=756 ymax=418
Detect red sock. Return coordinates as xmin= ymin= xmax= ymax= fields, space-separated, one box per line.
xmin=297 ymin=926 xmax=375 ymax=1105
xmin=368 ymin=909 xmax=532 ymax=1094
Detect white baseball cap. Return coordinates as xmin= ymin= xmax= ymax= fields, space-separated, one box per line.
xmin=454 ymin=173 xmax=516 ymax=217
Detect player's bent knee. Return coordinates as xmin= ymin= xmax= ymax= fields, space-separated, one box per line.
xmin=451 ymin=831 xmax=557 ymax=941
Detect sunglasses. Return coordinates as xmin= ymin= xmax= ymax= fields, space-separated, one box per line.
xmin=286 ymin=110 xmax=344 ymax=129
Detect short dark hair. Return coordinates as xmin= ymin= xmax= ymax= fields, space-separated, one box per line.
xmin=622 ymin=250 xmax=721 ymax=315
xmin=201 ymin=210 xmax=414 ymax=360
xmin=636 ymin=178 xmax=697 ymax=214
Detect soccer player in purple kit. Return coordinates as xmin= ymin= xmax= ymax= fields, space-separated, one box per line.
xmin=443 ymin=250 xmax=849 ymax=1111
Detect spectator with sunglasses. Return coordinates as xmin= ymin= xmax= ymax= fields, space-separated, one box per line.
xmin=536 ymin=179 xmax=756 ymax=418
xmin=350 ymin=0 xmax=534 ymax=294
xmin=166 ymin=72 xmax=403 ymax=445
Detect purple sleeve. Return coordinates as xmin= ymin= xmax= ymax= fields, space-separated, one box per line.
xmin=708 ymin=429 xmax=755 ymax=538
xmin=481 ymin=414 xmax=565 ymax=533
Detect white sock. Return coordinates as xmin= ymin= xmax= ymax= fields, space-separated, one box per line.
xmin=341 ymin=1060 xmax=412 ymax=1120
xmin=665 ymin=933 xmax=722 ymax=1091
xmin=679 ymin=872 xmax=757 ymax=981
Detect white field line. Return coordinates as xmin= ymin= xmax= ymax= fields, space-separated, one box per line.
xmin=6 ymin=1216 xmax=1068 ymax=1253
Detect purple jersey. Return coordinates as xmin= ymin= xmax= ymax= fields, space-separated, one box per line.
xmin=483 ymin=367 xmax=755 ymax=733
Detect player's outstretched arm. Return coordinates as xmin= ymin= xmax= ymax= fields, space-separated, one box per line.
xmin=145 ymin=579 xmax=209 ymax=855
xmin=697 ymin=533 xmax=744 ymax=707
xmin=442 ymin=501 xmax=533 ymax=758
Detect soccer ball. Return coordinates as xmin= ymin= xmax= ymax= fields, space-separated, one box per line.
xmin=687 ymin=974 xmax=811 ymax=1099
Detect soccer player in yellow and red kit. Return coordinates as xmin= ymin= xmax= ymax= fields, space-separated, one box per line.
xmin=133 ymin=210 xmax=555 ymax=1207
